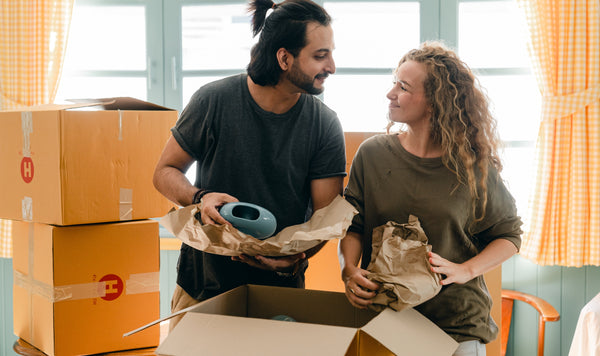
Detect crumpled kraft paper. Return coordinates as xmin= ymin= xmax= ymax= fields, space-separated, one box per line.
xmin=160 ymin=195 xmax=358 ymax=257
xmin=366 ymin=215 xmax=442 ymax=312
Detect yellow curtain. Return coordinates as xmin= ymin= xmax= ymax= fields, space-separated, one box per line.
xmin=0 ymin=0 xmax=74 ymax=258
xmin=519 ymin=0 xmax=600 ymax=266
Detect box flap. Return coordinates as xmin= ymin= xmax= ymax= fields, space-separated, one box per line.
xmin=0 ymin=97 xmax=172 ymax=112
xmin=65 ymin=97 xmax=174 ymax=111
xmin=361 ymin=308 xmax=458 ymax=356
xmin=1 ymin=102 xmax=101 ymax=112
xmin=156 ymin=313 xmax=357 ymax=356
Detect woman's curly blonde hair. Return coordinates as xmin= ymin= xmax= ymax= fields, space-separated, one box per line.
xmin=389 ymin=41 xmax=502 ymax=223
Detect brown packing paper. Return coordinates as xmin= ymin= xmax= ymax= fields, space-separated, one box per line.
xmin=160 ymin=195 xmax=358 ymax=257
xmin=366 ymin=215 xmax=442 ymax=312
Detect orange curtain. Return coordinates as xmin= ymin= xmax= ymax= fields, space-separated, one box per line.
xmin=0 ymin=0 xmax=73 ymax=109
xmin=519 ymin=0 xmax=600 ymax=266
xmin=0 ymin=0 xmax=74 ymax=258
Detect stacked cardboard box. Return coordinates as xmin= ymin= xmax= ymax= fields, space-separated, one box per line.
xmin=0 ymin=97 xmax=177 ymax=356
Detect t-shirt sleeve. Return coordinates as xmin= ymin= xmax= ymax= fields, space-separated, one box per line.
xmin=171 ymin=87 xmax=214 ymax=161
xmin=472 ymin=170 xmax=523 ymax=251
xmin=309 ymin=111 xmax=347 ymax=180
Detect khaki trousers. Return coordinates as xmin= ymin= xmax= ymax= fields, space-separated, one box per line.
xmin=168 ymin=284 xmax=201 ymax=333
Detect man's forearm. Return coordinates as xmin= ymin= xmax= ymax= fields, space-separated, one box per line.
xmin=153 ymin=166 xmax=198 ymax=207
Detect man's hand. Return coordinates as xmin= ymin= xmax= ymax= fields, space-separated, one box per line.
xmin=196 ymin=192 xmax=238 ymax=225
xmin=232 ymin=253 xmax=306 ymax=273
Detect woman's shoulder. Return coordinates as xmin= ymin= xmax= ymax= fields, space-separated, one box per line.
xmin=357 ymin=133 xmax=397 ymax=152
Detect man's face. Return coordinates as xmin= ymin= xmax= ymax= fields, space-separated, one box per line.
xmin=286 ymin=23 xmax=336 ymax=95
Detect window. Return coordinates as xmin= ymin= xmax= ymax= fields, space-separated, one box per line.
xmin=57 ymin=0 xmax=540 ymax=221
xmin=55 ymin=0 xmax=163 ymax=104
xmin=457 ymin=0 xmax=540 ymax=217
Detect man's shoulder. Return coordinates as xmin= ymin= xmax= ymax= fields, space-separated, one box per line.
xmin=302 ymin=94 xmax=337 ymax=117
xmin=201 ymin=73 xmax=245 ymax=94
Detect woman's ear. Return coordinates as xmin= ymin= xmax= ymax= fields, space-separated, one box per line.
xmin=276 ymin=48 xmax=291 ymax=71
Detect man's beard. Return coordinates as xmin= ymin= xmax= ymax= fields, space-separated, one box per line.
xmin=287 ymin=64 xmax=327 ymax=95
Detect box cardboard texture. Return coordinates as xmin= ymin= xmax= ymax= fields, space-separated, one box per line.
xmin=156 ymin=285 xmax=458 ymax=356
xmin=12 ymin=219 xmax=161 ymax=356
xmin=0 ymin=97 xmax=177 ymax=225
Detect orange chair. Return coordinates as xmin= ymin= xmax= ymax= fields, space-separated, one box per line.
xmin=501 ymin=289 xmax=560 ymax=356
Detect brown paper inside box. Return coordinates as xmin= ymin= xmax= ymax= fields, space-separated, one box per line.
xmin=160 ymin=195 xmax=357 ymax=256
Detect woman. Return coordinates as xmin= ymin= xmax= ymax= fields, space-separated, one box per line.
xmin=339 ymin=42 xmax=523 ymax=356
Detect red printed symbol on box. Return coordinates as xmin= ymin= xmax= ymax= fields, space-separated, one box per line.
xmin=20 ymin=157 xmax=34 ymax=183
xmin=100 ymin=274 xmax=124 ymax=301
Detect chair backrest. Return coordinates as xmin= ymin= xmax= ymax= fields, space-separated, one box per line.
xmin=501 ymin=289 xmax=560 ymax=356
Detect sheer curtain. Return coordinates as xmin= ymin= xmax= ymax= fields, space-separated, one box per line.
xmin=0 ymin=0 xmax=74 ymax=258
xmin=519 ymin=0 xmax=600 ymax=266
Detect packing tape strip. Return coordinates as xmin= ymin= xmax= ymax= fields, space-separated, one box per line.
xmin=22 ymin=196 xmax=33 ymax=221
xmin=15 ymin=270 xmax=159 ymax=302
xmin=27 ymin=223 xmax=34 ymax=340
xmin=54 ymin=281 xmax=107 ymax=301
xmin=126 ymin=272 xmax=160 ymax=295
xmin=21 ymin=111 xmax=32 ymax=157
xmin=120 ymin=188 xmax=133 ymax=220
xmin=21 ymin=112 xmax=34 ymax=221
xmin=118 ymin=109 xmax=123 ymax=141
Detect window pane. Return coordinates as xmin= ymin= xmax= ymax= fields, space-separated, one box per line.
xmin=325 ymin=2 xmax=420 ymax=68
xmin=478 ymin=74 xmax=541 ymax=142
xmin=324 ymin=74 xmax=391 ymax=132
xmin=182 ymin=5 xmax=256 ymax=70
xmin=63 ymin=6 xmax=146 ymax=71
xmin=55 ymin=77 xmax=147 ymax=101
xmin=501 ymin=146 xmax=536 ymax=222
xmin=459 ymin=1 xmax=530 ymax=68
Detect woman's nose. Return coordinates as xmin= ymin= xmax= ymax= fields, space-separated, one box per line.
xmin=386 ymin=89 xmax=396 ymax=100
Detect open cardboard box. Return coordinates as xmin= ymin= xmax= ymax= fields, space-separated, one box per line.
xmin=0 ymin=97 xmax=176 ymax=225
xmin=149 ymin=285 xmax=458 ymax=355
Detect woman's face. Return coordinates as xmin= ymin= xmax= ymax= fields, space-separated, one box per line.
xmin=386 ymin=60 xmax=431 ymax=128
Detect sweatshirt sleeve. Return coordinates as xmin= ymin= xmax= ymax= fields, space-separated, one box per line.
xmin=472 ymin=170 xmax=523 ymax=251
xmin=344 ymin=143 xmax=366 ymax=235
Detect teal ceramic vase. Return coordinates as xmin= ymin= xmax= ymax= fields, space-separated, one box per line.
xmin=219 ymin=202 xmax=277 ymax=239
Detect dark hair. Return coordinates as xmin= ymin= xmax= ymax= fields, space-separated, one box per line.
xmin=247 ymin=0 xmax=331 ymax=86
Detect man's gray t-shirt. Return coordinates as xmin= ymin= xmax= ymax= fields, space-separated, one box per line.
xmin=171 ymin=74 xmax=346 ymax=300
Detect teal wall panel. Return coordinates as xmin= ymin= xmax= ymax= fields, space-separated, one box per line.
xmin=586 ymin=266 xmax=600 ymax=300
xmin=500 ymin=256 xmax=600 ymax=356
xmin=1 ymin=258 xmax=17 ymax=356
xmin=159 ymin=249 xmax=179 ymax=317
xmin=561 ymin=267 xmax=586 ymax=356
xmin=511 ymin=256 xmax=540 ymax=356
xmin=538 ymin=265 xmax=562 ymax=356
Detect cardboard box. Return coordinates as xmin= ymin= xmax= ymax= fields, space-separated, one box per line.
xmin=155 ymin=285 xmax=458 ymax=355
xmin=0 ymin=97 xmax=177 ymax=225
xmin=12 ymin=219 xmax=161 ymax=356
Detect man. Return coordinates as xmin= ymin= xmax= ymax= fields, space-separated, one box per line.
xmin=153 ymin=0 xmax=346 ymax=330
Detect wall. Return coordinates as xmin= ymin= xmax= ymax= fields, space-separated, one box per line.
xmin=0 ymin=258 xmax=16 ymax=356
xmin=502 ymin=255 xmax=600 ymax=356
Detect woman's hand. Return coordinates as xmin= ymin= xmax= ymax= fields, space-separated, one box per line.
xmin=342 ymin=265 xmax=379 ymax=309
xmin=429 ymin=252 xmax=474 ymax=285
